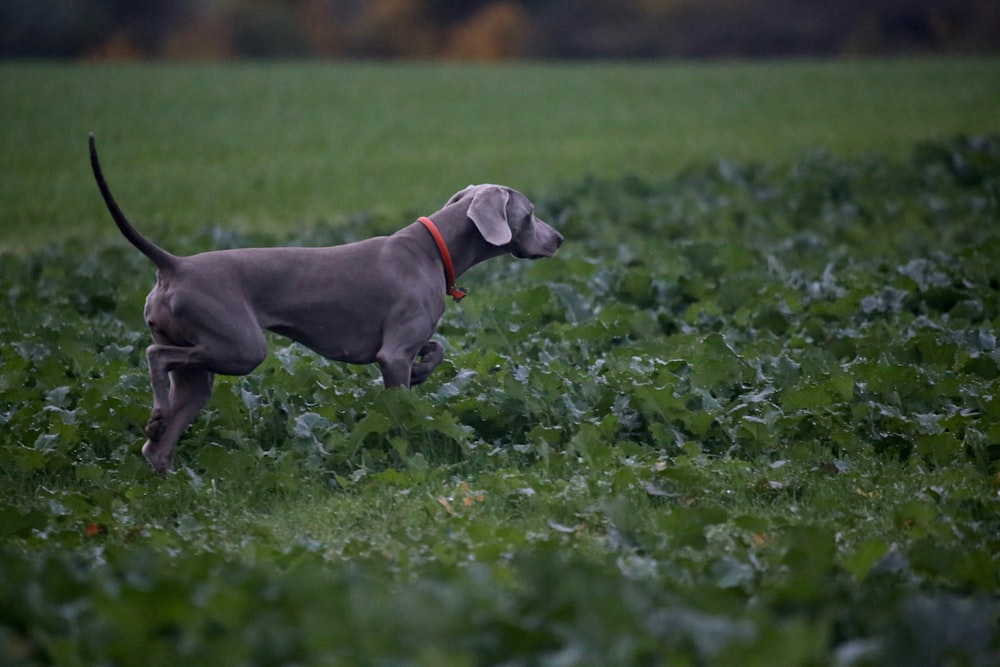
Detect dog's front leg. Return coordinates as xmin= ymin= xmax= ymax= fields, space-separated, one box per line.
xmin=376 ymin=345 xmax=415 ymax=388
xmin=410 ymin=341 xmax=444 ymax=386
xmin=376 ymin=305 xmax=441 ymax=388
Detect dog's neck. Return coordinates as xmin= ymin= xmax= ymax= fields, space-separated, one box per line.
xmin=406 ymin=206 xmax=510 ymax=282
xmin=417 ymin=217 xmax=465 ymax=300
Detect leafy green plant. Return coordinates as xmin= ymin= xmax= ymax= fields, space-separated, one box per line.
xmin=2 ymin=137 xmax=1000 ymax=666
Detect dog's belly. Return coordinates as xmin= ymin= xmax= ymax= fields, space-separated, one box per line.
xmin=263 ymin=309 xmax=383 ymax=365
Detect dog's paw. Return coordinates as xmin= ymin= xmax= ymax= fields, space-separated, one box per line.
xmin=145 ymin=408 xmax=167 ymax=440
xmin=142 ymin=440 xmax=174 ymax=476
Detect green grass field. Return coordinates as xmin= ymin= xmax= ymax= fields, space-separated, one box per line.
xmin=2 ymin=59 xmax=999 ymax=250
xmin=2 ymin=60 xmax=1000 ymax=666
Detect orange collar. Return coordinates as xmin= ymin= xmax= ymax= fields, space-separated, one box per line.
xmin=418 ymin=216 xmax=467 ymax=301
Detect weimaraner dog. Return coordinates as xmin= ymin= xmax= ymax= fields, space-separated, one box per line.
xmin=89 ymin=135 xmax=563 ymax=473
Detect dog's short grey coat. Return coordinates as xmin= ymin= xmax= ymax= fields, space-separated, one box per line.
xmin=89 ymin=135 xmax=563 ymax=473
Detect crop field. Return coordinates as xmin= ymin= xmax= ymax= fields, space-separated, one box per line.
xmin=2 ymin=60 xmax=1000 ymax=665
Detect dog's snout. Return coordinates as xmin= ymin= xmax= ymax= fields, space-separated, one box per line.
xmin=536 ymin=225 xmax=564 ymax=259
xmin=539 ymin=219 xmax=563 ymax=249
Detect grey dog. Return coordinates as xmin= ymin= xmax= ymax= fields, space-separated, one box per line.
xmin=89 ymin=135 xmax=563 ymax=473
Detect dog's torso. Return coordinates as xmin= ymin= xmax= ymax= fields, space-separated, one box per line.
xmin=145 ymin=226 xmax=447 ymax=365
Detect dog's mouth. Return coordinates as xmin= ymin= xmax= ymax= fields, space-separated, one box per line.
xmin=514 ymin=247 xmax=558 ymax=260
xmin=513 ymin=233 xmax=564 ymax=260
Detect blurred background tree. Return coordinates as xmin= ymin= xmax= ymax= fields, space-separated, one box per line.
xmin=1 ymin=0 xmax=997 ymax=59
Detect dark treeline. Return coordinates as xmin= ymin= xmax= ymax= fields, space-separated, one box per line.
xmin=3 ymin=0 xmax=998 ymax=60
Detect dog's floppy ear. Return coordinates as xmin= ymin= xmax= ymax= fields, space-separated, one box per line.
xmin=467 ymin=186 xmax=512 ymax=246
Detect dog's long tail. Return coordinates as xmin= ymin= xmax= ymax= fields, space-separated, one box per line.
xmin=89 ymin=133 xmax=177 ymax=270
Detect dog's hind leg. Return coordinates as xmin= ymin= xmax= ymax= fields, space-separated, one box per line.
xmin=140 ymin=329 xmax=264 ymax=473
xmin=141 ymin=367 xmax=214 ymax=474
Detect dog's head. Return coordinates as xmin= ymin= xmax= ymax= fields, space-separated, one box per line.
xmin=447 ymin=184 xmax=563 ymax=259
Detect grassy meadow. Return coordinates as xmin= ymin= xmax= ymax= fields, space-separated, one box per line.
xmin=2 ymin=59 xmax=1000 ymax=665
xmin=2 ymin=59 xmax=999 ymax=249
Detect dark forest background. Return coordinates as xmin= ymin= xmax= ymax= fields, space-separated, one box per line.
xmin=3 ymin=0 xmax=999 ymax=60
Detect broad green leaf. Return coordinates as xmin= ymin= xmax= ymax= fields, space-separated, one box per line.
xmin=690 ymin=333 xmax=749 ymax=391
xmin=915 ymin=432 xmax=962 ymax=465
xmin=781 ymin=383 xmax=832 ymax=412
xmin=710 ymin=555 xmax=756 ymax=589
xmin=841 ymin=540 xmax=890 ymax=580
